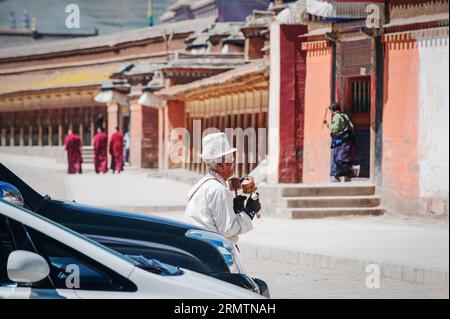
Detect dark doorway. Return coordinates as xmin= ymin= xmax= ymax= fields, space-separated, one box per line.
xmin=345 ymin=76 xmax=371 ymax=177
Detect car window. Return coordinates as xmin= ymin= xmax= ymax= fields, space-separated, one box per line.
xmin=25 ymin=227 xmax=137 ymax=293
xmin=0 ymin=216 xmax=14 ymax=285
xmin=0 ymin=215 xmax=53 ymax=289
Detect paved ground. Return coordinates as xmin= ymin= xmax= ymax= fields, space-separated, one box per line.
xmin=243 ymin=257 xmax=449 ymax=299
xmin=146 ymin=211 xmax=449 ymax=276
xmin=0 ymin=153 xmax=191 ymax=211
xmin=1 ymin=153 xmax=449 ymax=298
xmin=0 ymin=153 xmax=68 ymax=200
xmin=65 ymin=170 xmax=191 ymax=211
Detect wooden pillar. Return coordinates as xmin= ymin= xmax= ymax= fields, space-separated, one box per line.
xmin=250 ymin=110 xmax=257 ymax=172
xmin=37 ymin=126 xmax=42 ymax=146
xmin=9 ymin=126 xmax=14 ymax=146
xmin=198 ymin=101 xmax=205 ymax=174
xmin=79 ymin=108 xmax=84 ymax=146
xmin=192 ymin=102 xmax=201 ymax=173
xmin=37 ymin=111 xmax=43 ymax=146
xmin=185 ymin=112 xmax=191 ymax=171
xmin=190 ymin=109 xmax=196 ymax=172
xmin=19 ymin=126 xmax=24 ymax=146
xmin=158 ymin=107 xmax=165 ymax=170
xmin=58 ymin=119 xmax=63 ymax=146
xmin=90 ymin=106 xmax=95 ymax=146
xmin=1 ymin=128 xmax=5 ymax=146
xmin=130 ymin=102 xmax=143 ymax=169
xmin=199 ymin=101 xmax=208 ymax=173
xmin=28 ymin=120 xmax=33 ymax=146
xmin=237 ymin=93 xmax=244 ymax=177
xmin=198 ymin=102 xmax=204 ymax=175
xmin=224 ymin=95 xmax=230 ymax=131
xmin=164 ymin=100 xmax=185 ymax=169
xmin=243 ymin=111 xmax=250 ymax=175
xmin=57 ymin=109 xmax=61 ymax=146
xmin=258 ymin=90 xmax=265 ymax=165
xmin=107 ymin=103 xmax=119 ymax=139
xmin=48 ymin=125 xmax=53 ymax=146
xmin=196 ymin=103 xmax=201 ymax=174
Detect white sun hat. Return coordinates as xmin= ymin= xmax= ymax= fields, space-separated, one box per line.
xmin=199 ymin=132 xmax=237 ymax=160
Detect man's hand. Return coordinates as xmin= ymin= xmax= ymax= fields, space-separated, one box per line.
xmin=244 ymin=195 xmax=261 ymax=220
xmin=233 ymin=195 xmax=247 ymax=214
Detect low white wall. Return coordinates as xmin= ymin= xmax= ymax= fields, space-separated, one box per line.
xmin=0 ymin=146 xmax=66 ymax=163
xmin=417 ymin=33 xmax=449 ymax=215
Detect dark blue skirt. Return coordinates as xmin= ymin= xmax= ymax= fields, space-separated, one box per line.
xmin=330 ymin=138 xmax=354 ymax=178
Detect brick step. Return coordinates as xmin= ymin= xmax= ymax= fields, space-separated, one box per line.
xmin=290 ymin=207 xmax=385 ymax=219
xmin=285 ymin=195 xmax=381 ymax=208
xmin=281 ymin=184 xmax=376 ymax=197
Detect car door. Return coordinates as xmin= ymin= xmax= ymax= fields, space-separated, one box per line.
xmin=22 ymin=224 xmax=138 ymax=299
xmin=0 ymin=215 xmax=78 ymax=299
xmin=0 ymin=215 xmax=29 ymax=299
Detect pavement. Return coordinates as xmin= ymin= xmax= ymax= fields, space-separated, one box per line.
xmin=0 ymin=153 xmax=191 ymax=212
xmin=1 ymin=152 xmax=449 ymax=289
xmin=152 ymin=211 xmax=450 ymax=287
xmin=65 ymin=169 xmax=191 ymax=212
xmin=244 ymin=257 xmax=448 ymax=299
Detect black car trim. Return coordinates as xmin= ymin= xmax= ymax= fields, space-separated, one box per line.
xmin=86 ymin=234 xmax=198 ymax=260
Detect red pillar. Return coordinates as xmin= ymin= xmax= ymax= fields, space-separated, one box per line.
xmin=278 ymin=25 xmax=308 ymax=183
xmin=164 ymin=100 xmax=186 ymax=169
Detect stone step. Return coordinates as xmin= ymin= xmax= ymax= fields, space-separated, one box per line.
xmin=281 ymin=184 xmax=376 ymax=197
xmin=81 ymin=146 xmax=95 ymax=163
xmin=158 ymin=169 xmax=203 ymax=185
xmin=290 ymin=207 xmax=385 ymax=219
xmin=285 ymin=195 xmax=381 ymax=208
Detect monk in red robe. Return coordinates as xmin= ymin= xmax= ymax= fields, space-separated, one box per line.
xmin=64 ymin=129 xmax=83 ymax=174
xmin=109 ymin=127 xmax=124 ymax=173
xmin=93 ymin=127 xmax=108 ymax=174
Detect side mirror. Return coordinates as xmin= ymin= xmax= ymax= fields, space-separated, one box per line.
xmin=7 ymin=251 xmax=50 ymax=284
xmin=0 ymin=182 xmax=25 ymax=207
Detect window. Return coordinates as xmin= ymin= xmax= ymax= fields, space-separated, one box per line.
xmin=25 ymin=227 xmax=137 ymax=292
xmin=0 ymin=216 xmax=52 ymax=288
xmin=351 ymin=80 xmax=371 ymax=114
xmin=0 ymin=216 xmax=14 ymax=285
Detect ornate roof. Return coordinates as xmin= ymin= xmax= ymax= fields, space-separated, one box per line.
xmin=165 ymin=52 xmax=245 ymax=69
xmin=0 ymin=17 xmax=216 ymax=60
xmin=0 ymin=63 xmax=119 ymax=96
xmin=157 ymin=59 xmax=268 ymax=98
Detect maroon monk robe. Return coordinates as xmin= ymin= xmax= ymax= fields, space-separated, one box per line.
xmin=93 ymin=131 xmax=108 ymax=173
xmin=109 ymin=131 xmax=124 ymax=172
xmin=64 ymin=133 xmax=83 ymax=174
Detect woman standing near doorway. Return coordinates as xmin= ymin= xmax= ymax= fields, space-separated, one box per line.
xmin=323 ymin=103 xmax=360 ymax=182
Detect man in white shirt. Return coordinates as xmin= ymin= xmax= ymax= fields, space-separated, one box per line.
xmin=185 ymin=133 xmax=261 ymax=244
xmin=123 ymin=131 xmax=131 ymax=165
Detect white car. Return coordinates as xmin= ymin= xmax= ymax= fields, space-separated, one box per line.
xmin=0 ymin=199 xmax=265 ymax=299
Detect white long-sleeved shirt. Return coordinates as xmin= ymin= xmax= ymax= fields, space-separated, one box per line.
xmin=185 ymin=172 xmax=253 ymax=243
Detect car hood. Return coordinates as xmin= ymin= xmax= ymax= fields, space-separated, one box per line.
xmin=129 ymin=266 xmax=266 ymax=299
xmin=52 ymin=199 xmax=204 ymax=231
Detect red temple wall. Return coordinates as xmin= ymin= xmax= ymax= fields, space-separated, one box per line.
xmin=302 ymin=45 xmax=334 ymax=183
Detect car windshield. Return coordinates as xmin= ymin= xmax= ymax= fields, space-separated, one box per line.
xmin=126 ymin=255 xmax=183 ymax=276
xmin=0 ymin=199 xmax=139 ymax=267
